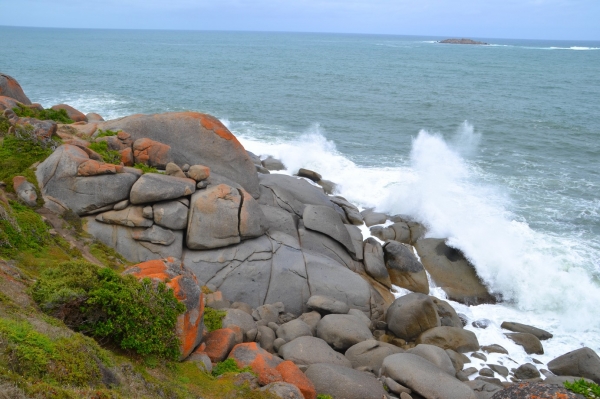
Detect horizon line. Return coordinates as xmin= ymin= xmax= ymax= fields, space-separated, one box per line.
xmin=1 ymin=24 xmax=599 ymax=43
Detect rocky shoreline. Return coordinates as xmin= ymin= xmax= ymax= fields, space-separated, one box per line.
xmin=1 ymin=72 xmax=599 ymax=399
xmin=439 ymin=38 xmax=489 ymax=45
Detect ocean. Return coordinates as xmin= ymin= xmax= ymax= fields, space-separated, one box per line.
xmin=2 ymin=26 xmax=599 ymax=369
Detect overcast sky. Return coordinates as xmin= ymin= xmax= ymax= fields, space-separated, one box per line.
xmin=1 ymin=0 xmax=599 ymax=40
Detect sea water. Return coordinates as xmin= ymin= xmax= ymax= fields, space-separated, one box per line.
xmin=2 ymin=26 xmax=599 ymax=371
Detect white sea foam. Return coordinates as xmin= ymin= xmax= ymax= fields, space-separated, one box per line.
xmin=230 ymin=119 xmax=600 ymax=359
xmin=35 ymin=92 xmax=135 ymax=121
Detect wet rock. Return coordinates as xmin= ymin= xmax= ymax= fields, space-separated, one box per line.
xmin=384 ymin=241 xmax=429 ymax=294
xmin=414 ymin=238 xmax=496 ymax=305
xmin=262 ymin=156 xmax=285 ymax=171
xmin=514 ymin=363 xmax=540 ymax=380
xmin=547 ymin=347 xmax=600 ymax=384
xmin=501 ymin=322 xmax=553 ymax=340
xmin=361 ymin=209 xmax=387 ymax=226
xmin=386 ymin=293 xmax=440 ymax=341
xmin=482 ymin=344 xmax=509 ymax=355
xmin=363 ymin=238 xmax=392 ymax=287
xmin=296 ymin=168 xmax=322 ymax=182
xmin=505 ymin=333 xmax=544 ymax=355
xmin=473 ymin=319 xmax=493 ymax=329
xmin=488 ymin=364 xmax=509 ymax=378
xmin=417 ymin=326 xmax=480 ymax=353
xmin=329 ymin=196 xmax=364 ymax=225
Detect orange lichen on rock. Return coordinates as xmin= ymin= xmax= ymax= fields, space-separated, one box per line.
xmin=132 ymin=138 xmax=171 ymax=168
xmin=123 ymin=258 xmax=204 ymax=359
xmin=12 ymin=176 xmax=27 ymax=191
xmin=228 ymin=342 xmax=285 ymax=386
xmin=203 ymin=328 xmax=238 ymax=363
xmin=77 ymin=160 xmax=117 ymax=176
xmin=276 ymin=361 xmax=317 ymax=399
xmin=120 ymin=147 xmax=134 ymax=166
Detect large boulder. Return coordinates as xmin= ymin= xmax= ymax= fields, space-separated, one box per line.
xmin=307 ymin=295 xmax=349 ymax=315
xmin=414 ymin=238 xmax=496 ymax=305
xmin=260 ymin=382 xmax=303 ymax=399
xmin=408 ymin=344 xmax=456 ymax=376
xmin=152 ymin=200 xmax=189 ymax=230
xmin=132 ymin=138 xmax=172 ymax=168
xmin=505 ymin=333 xmax=544 ymax=355
xmin=384 ymin=241 xmax=429 ymax=294
xmin=305 ymin=363 xmax=389 ymax=399
xmin=0 ymin=73 xmax=31 ymax=104
xmin=183 ymin=234 xmax=374 ymax=317
xmin=129 ymin=173 xmax=196 ymax=205
xmin=98 ymin=112 xmax=260 ymax=197
xmin=547 ymin=347 xmax=600 ymax=384
xmin=279 ymin=336 xmax=351 ymax=367
xmin=386 ymin=293 xmax=441 ymax=341
xmin=36 ymin=145 xmax=139 ymax=215
xmin=329 ymin=196 xmax=364 ymax=225
xmin=228 ymin=342 xmax=283 ymax=385
xmin=363 ymin=238 xmax=392 ymax=288
xmin=51 ymin=104 xmax=87 ymax=122
xmin=382 ymin=353 xmax=477 ymax=399
xmin=500 ymin=321 xmax=553 ymax=341
xmin=275 ymin=361 xmax=317 ymax=399
xmin=416 ymin=326 xmax=480 ymax=353
xmin=186 ymin=184 xmax=265 ymax=250
xmin=123 ymin=258 xmax=203 ymax=360
xmin=344 ymin=340 xmax=404 ymax=373
xmin=316 ymin=314 xmax=373 ymax=351
xmin=83 ymin=217 xmax=183 ymax=263
xmin=276 ymin=319 xmax=313 ymax=343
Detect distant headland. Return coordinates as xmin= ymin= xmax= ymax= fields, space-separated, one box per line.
xmin=439 ymin=38 xmax=489 ymax=45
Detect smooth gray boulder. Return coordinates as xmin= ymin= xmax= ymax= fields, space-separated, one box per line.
xmin=345 ymin=340 xmax=404 ymax=373
xmin=36 ymin=145 xmax=139 ymax=215
xmin=348 ymin=309 xmax=371 ymax=328
xmin=329 ymin=196 xmax=364 ymax=225
xmin=361 ymin=209 xmax=387 ymax=226
xmin=505 ymin=332 xmax=544 ymax=355
xmin=238 ymin=188 xmax=267 ymax=239
xmin=417 ymin=326 xmax=480 ymax=353
xmin=487 ymin=364 xmax=508 ymax=378
xmin=548 ymin=347 xmax=600 ymax=384
xmin=222 ymin=308 xmax=257 ymax=335
xmin=279 ymin=336 xmax=351 ymax=367
xmin=307 ymin=295 xmax=350 ymax=315
xmin=500 ymin=321 xmax=553 ymax=340
xmin=129 ymin=173 xmax=195 ymax=205
xmin=259 ymin=204 xmax=299 ymax=240
xmin=298 ymin=311 xmax=321 ymax=335
xmin=316 ymin=314 xmax=374 ymax=351
xmin=298 ymin=224 xmax=363 ymax=272
xmin=465 ymin=380 xmax=502 ymax=399
xmin=305 ymin=363 xmax=389 ymax=399
xmin=415 ymin=238 xmax=496 ymax=305
xmin=187 ymin=184 xmax=241 ymax=249
xmin=95 ymin=205 xmax=153 ymax=227
xmin=258 ymin=174 xmax=339 ymax=212
xmin=257 ymin=325 xmax=276 ymax=353
xmin=384 ymin=241 xmax=429 ymax=294
xmin=131 ymin=224 xmax=176 ymax=245
xmin=386 ymin=293 xmax=441 ymax=341
xmin=433 ymin=297 xmax=463 ymax=328
xmin=382 ymin=353 xmax=477 ymax=399
xmin=98 ymin=112 xmax=260 ymax=197
xmin=303 ymin=204 xmax=356 ymax=256
xmin=408 ymin=344 xmax=456 ymax=376
xmin=276 ymin=319 xmax=313 ymax=343
xmin=152 ymin=200 xmax=188 ymax=230
xmin=83 ymin=217 xmax=182 ymax=262
xmin=345 ymin=225 xmax=364 ymax=261
xmin=261 ymin=156 xmax=285 ymax=171
xmin=514 ymin=363 xmax=540 ymax=380
xmin=363 ymin=238 xmax=392 ymax=287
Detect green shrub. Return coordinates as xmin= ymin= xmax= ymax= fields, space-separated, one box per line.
xmin=564 ymin=379 xmax=600 ymax=398
xmin=12 ymin=104 xmax=73 ymax=124
xmin=0 ymin=318 xmax=110 ymax=386
xmin=0 ymin=114 xmax=10 ymax=136
xmin=95 ymin=129 xmax=119 ymax=138
xmin=31 ymin=261 xmax=185 ymax=359
xmin=133 ymin=163 xmax=158 ymax=174
xmin=204 ymin=307 xmax=227 ymax=333
xmin=212 ymin=359 xmax=251 ymax=377
xmin=0 ymin=200 xmax=51 ymax=258
xmin=0 ymin=125 xmax=59 ymax=192
xmin=317 ymin=395 xmax=334 ymax=399
xmin=88 ymin=141 xmax=121 ymax=165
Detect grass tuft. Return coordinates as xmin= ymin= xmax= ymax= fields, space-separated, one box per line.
xmin=88 ymin=141 xmax=121 ymax=165
xmin=13 ymin=104 xmax=73 ymax=124
xmin=564 ymin=379 xmax=600 ymax=398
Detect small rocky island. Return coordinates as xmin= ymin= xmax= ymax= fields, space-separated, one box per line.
xmin=439 ymin=38 xmax=489 ymax=45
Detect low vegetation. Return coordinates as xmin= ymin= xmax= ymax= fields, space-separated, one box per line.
xmin=203 ymin=307 xmax=227 ymax=332
xmin=32 ymin=261 xmax=185 ymax=359
xmin=89 ymin=141 xmax=122 ymax=165
xmin=95 ymin=129 xmax=120 ymax=138
xmin=133 ymin=162 xmax=158 ymax=174
xmin=564 ymin=379 xmax=600 ymax=399
xmin=12 ymin=103 xmax=73 ymax=124
xmin=212 ymin=358 xmax=252 ymax=377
